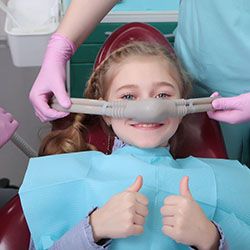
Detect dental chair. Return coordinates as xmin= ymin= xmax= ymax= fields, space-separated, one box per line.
xmin=0 ymin=23 xmax=227 ymax=250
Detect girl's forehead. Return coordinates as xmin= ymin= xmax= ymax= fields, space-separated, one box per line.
xmin=107 ymin=55 xmax=180 ymax=85
xmin=107 ymin=55 xmax=174 ymax=78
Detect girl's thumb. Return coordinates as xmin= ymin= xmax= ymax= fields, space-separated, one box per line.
xmin=179 ymin=176 xmax=193 ymax=200
xmin=127 ymin=175 xmax=143 ymax=192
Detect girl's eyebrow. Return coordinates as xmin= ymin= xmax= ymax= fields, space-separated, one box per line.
xmin=116 ymin=84 xmax=138 ymax=92
xmin=115 ymin=81 xmax=176 ymax=93
xmin=153 ymin=81 xmax=176 ymax=89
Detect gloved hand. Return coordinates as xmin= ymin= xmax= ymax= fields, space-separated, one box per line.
xmin=0 ymin=107 xmax=19 ymax=148
xmin=208 ymin=92 xmax=250 ymax=124
xmin=29 ymin=33 xmax=77 ymax=122
xmin=161 ymin=176 xmax=220 ymax=249
xmin=90 ymin=176 xmax=148 ymax=241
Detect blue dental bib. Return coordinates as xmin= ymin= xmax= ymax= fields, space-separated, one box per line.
xmin=19 ymin=145 xmax=250 ymax=249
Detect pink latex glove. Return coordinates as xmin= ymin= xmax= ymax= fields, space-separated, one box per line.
xmin=208 ymin=92 xmax=250 ymax=124
xmin=0 ymin=107 xmax=19 ymax=148
xmin=29 ymin=33 xmax=77 ymax=122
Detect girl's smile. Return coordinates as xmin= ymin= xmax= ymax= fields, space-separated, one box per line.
xmin=130 ymin=122 xmax=164 ymax=129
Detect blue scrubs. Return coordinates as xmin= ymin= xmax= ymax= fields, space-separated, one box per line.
xmin=175 ymin=0 xmax=250 ymax=166
xmin=19 ymin=146 xmax=250 ymax=250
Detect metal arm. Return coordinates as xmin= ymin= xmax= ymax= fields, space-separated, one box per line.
xmin=52 ymin=97 xmax=214 ymax=123
xmin=11 ymin=133 xmax=37 ymax=158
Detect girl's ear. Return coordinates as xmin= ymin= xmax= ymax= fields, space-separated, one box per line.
xmin=102 ymin=116 xmax=111 ymax=127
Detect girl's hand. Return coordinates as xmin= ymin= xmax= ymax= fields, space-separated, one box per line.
xmin=90 ymin=176 xmax=148 ymax=241
xmin=160 ymin=176 xmax=220 ymax=250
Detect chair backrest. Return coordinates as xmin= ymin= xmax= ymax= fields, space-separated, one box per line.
xmin=0 ymin=23 xmax=228 ymax=250
xmin=0 ymin=195 xmax=30 ymax=250
xmin=172 ymin=113 xmax=227 ymax=159
xmin=94 ymin=22 xmax=175 ymax=69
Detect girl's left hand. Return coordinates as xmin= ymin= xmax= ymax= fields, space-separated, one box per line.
xmin=160 ymin=176 xmax=219 ymax=250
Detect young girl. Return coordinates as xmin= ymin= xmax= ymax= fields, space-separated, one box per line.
xmin=20 ymin=41 xmax=249 ymax=250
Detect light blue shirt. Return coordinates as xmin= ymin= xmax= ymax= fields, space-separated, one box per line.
xmin=175 ymin=0 xmax=250 ymax=97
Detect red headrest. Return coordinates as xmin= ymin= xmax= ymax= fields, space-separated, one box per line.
xmin=94 ymin=22 xmax=174 ymax=69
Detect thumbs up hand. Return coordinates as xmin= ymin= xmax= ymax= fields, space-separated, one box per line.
xmin=160 ymin=176 xmax=220 ymax=249
xmin=90 ymin=176 xmax=149 ymax=241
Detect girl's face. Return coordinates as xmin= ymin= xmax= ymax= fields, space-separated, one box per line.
xmin=104 ymin=55 xmax=182 ymax=148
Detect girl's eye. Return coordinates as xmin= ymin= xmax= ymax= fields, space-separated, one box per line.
xmin=156 ymin=93 xmax=170 ymax=99
xmin=121 ymin=94 xmax=135 ymax=100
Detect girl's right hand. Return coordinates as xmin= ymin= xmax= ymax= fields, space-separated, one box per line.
xmin=90 ymin=176 xmax=149 ymax=241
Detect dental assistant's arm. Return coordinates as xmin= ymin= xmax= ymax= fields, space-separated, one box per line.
xmin=57 ymin=0 xmax=118 ymax=47
xmin=29 ymin=0 xmax=118 ymax=122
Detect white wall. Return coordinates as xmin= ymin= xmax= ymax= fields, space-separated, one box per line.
xmin=0 ymin=0 xmax=7 ymax=40
xmin=0 ymin=1 xmax=51 ymax=186
xmin=0 ymin=46 xmax=52 ymax=186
